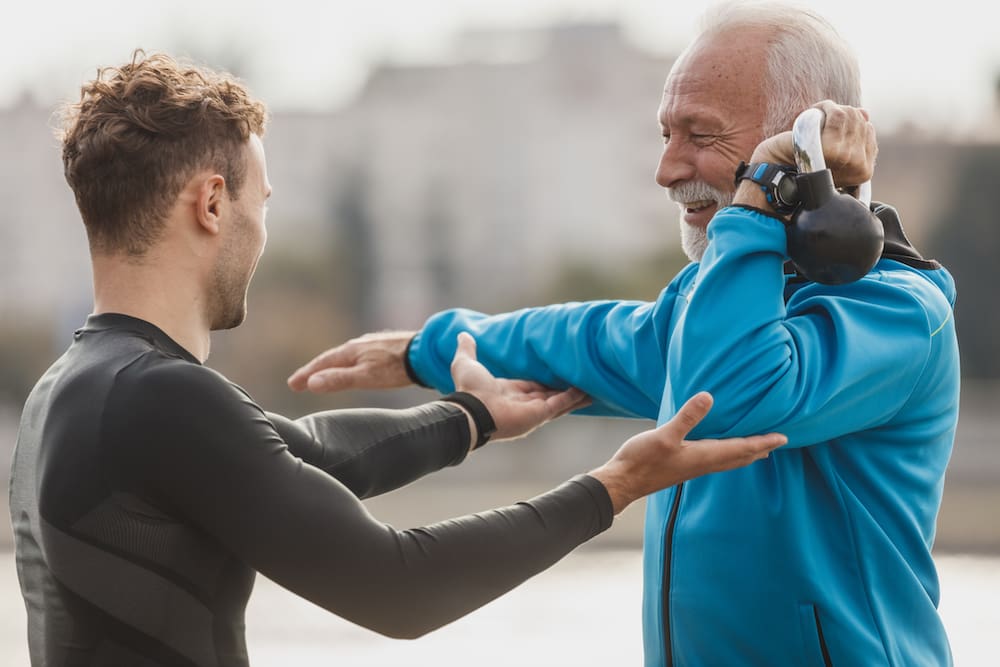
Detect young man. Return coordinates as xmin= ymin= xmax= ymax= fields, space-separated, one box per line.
xmin=9 ymin=51 xmax=784 ymax=667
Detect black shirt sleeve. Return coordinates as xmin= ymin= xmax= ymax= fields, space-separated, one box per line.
xmin=266 ymin=403 xmax=471 ymax=499
xmin=108 ymin=358 xmax=613 ymax=639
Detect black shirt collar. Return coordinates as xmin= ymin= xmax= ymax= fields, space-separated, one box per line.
xmin=76 ymin=312 xmax=201 ymax=364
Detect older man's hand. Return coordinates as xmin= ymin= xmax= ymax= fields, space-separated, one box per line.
xmin=288 ymin=331 xmax=416 ymax=393
xmin=750 ymin=100 xmax=877 ymax=188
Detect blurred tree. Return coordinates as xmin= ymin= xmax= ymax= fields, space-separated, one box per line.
xmin=926 ymin=144 xmax=1000 ymax=378
xmin=0 ymin=315 xmax=58 ymax=407
xmin=424 ymin=181 xmax=457 ymax=312
xmin=209 ymin=245 xmax=357 ymax=417
xmin=331 ymin=166 xmax=377 ymax=332
xmin=536 ymin=244 xmax=689 ymax=305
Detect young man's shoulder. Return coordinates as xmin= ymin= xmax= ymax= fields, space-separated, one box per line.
xmin=108 ymin=350 xmax=256 ymax=429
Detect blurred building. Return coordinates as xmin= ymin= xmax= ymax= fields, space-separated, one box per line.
xmin=263 ymin=23 xmax=678 ymax=327
xmin=0 ymin=22 xmax=988 ymax=328
xmin=0 ymin=93 xmax=91 ymax=326
xmin=1 ymin=24 xmax=677 ymax=330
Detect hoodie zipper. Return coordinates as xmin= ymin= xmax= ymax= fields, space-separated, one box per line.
xmin=814 ymin=607 xmax=833 ymax=667
xmin=662 ymin=482 xmax=683 ymax=666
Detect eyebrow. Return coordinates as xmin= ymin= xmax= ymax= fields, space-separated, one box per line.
xmin=660 ymin=108 xmax=726 ymax=131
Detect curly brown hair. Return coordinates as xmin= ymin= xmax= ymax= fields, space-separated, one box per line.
xmin=59 ymin=49 xmax=268 ymax=256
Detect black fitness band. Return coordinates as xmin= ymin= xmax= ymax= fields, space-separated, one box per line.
xmin=441 ymin=391 xmax=497 ymax=450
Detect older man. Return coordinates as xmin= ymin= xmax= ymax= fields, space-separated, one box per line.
xmin=290 ymin=3 xmax=959 ymax=666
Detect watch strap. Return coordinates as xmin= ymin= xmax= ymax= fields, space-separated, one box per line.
xmin=735 ymin=161 xmax=800 ymax=215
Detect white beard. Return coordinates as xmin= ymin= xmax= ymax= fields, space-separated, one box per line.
xmin=667 ymin=181 xmax=735 ymax=263
xmin=679 ymin=221 xmax=711 ymax=263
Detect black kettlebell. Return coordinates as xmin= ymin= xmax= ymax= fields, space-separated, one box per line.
xmin=786 ymin=109 xmax=884 ymax=285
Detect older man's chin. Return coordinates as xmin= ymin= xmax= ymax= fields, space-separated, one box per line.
xmin=673 ymin=189 xmax=734 ymax=263
xmin=680 ymin=221 xmax=710 ymax=263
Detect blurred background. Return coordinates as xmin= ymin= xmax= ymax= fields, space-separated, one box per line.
xmin=1 ymin=0 xmax=998 ymax=664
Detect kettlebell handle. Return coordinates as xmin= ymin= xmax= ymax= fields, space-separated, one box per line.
xmin=792 ymin=108 xmax=871 ymax=207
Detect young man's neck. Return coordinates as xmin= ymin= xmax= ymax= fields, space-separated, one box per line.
xmin=91 ymin=253 xmax=212 ymax=363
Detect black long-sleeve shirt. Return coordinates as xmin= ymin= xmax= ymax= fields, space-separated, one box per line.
xmin=9 ymin=313 xmax=613 ymax=667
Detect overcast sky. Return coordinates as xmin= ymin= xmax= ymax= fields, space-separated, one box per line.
xmin=3 ymin=0 xmax=998 ymax=135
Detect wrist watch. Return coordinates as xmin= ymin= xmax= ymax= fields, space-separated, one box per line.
xmin=734 ymin=161 xmax=800 ymax=215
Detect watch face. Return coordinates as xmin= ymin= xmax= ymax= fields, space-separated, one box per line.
xmin=777 ymin=173 xmax=799 ymax=207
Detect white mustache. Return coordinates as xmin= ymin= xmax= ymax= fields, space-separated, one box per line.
xmin=667 ymin=181 xmax=733 ymax=208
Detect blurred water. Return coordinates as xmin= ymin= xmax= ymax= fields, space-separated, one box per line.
xmin=2 ymin=391 xmax=998 ymax=665
xmin=1 ymin=548 xmax=997 ymax=666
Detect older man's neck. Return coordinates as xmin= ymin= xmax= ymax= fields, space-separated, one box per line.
xmin=91 ymin=252 xmax=212 ymax=363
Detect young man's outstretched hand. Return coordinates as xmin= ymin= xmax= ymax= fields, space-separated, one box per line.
xmin=589 ymin=392 xmax=785 ymax=514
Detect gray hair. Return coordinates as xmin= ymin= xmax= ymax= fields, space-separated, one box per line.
xmin=697 ymin=1 xmax=862 ymax=136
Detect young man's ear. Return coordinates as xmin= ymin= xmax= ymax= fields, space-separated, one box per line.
xmin=195 ymin=175 xmax=227 ymax=235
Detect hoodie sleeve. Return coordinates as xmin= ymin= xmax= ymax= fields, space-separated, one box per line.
xmin=408 ymin=270 xmax=698 ymax=421
xmin=664 ymin=205 xmax=953 ymax=447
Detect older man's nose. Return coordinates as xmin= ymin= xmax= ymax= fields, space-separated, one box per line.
xmin=655 ymin=141 xmax=697 ymax=189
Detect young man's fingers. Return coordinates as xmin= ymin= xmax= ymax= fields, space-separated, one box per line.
xmin=660 ymin=392 xmax=714 ymax=441
xmin=452 ymin=332 xmax=479 ymax=367
xmin=544 ymin=388 xmax=591 ymax=418
xmin=688 ymin=433 xmax=787 ymax=473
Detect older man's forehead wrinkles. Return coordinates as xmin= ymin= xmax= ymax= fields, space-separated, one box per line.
xmin=659 ymin=101 xmax=727 ymax=132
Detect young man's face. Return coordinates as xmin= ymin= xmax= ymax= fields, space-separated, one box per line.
xmin=211 ymin=134 xmax=271 ymax=331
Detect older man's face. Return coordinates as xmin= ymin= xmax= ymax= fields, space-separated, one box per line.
xmin=655 ymin=30 xmax=769 ymax=254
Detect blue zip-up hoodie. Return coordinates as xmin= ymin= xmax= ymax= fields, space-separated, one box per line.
xmin=408 ymin=206 xmax=959 ymax=666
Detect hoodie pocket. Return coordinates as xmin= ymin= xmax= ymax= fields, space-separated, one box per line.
xmin=798 ymin=603 xmax=833 ymax=667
